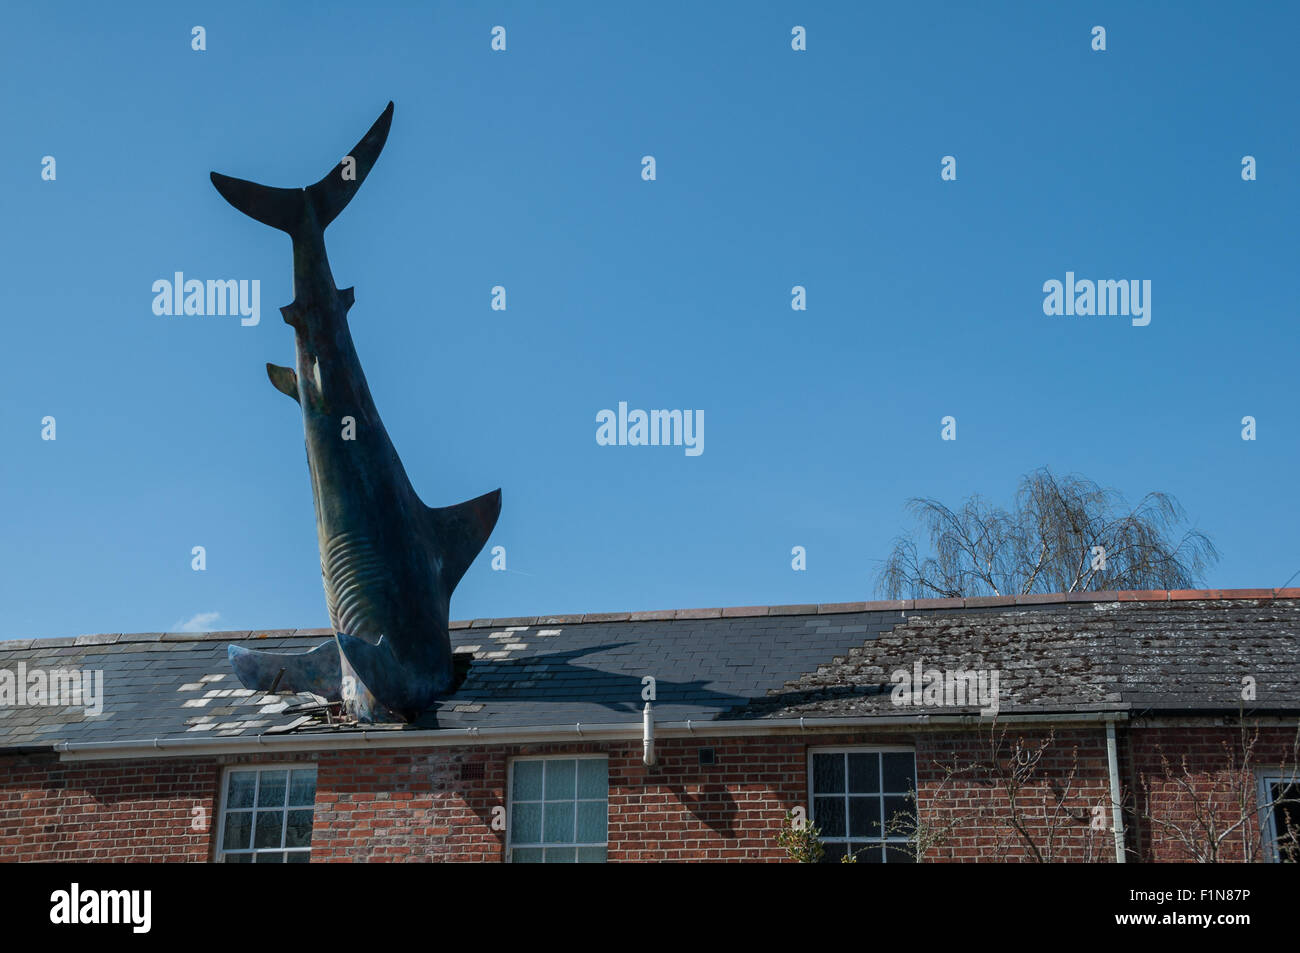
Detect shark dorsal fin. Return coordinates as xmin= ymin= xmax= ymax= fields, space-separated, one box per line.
xmin=425 ymin=488 xmax=502 ymax=592
xmin=266 ymin=363 xmax=299 ymax=402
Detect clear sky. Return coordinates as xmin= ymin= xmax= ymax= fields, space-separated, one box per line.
xmin=1 ymin=2 xmax=1296 ymax=640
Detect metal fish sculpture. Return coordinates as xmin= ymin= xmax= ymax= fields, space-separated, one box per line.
xmin=212 ymin=102 xmax=501 ymax=723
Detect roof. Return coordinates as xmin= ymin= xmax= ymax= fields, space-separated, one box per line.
xmin=2 ymin=589 xmax=1298 ymax=754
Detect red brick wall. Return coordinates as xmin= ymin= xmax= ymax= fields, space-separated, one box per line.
xmin=308 ymin=730 xmax=1116 ymax=862
xmin=1129 ymin=724 xmax=1300 ymax=862
xmin=913 ymin=728 xmax=1115 ymax=862
xmin=309 ymin=739 xmax=807 ymax=862
xmin=0 ymin=755 xmax=216 ymax=861
xmin=2 ymin=723 xmax=1294 ymax=862
xmin=310 ymin=748 xmax=503 ymax=862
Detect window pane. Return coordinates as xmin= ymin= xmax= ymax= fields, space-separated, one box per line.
xmin=577 ymin=759 xmax=607 ymax=799
xmin=849 ymin=796 xmax=881 ymax=838
xmin=512 ymin=760 xmax=543 ymax=801
xmin=885 ymin=843 xmax=916 ymax=864
xmin=226 ymin=771 xmax=256 ymax=809
xmin=821 ymin=842 xmax=847 ymax=863
xmin=221 ymin=812 xmax=252 ymax=851
xmin=856 ymin=844 xmax=885 ymax=863
xmin=221 ymin=768 xmax=317 ymax=862
xmin=884 ymin=796 xmax=916 ymax=837
xmin=1271 ymin=781 xmax=1300 ymax=861
xmin=544 ymin=759 xmax=576 ymax=800
xmin=576 ymin=800 xmax=607 ymax=843
xmin=288 ymin=769 xmax=316 ymax=807
xmin=848 ymin=753 xmax=880 ymax=793
xmin=254 ymin=810 xmax=284 ymax=849
xmin=543 ymin=847 xmax=577 ymax=863
xmin=257 ymin=770 xmax=288 ymax=807
xmin=882 ymin=753 xmax=914 ymax=793
xmin=813 ymin=753 xmax=844 ymax=794
xmin=512 ymin=847 xmax=544 ymax=863
xmin=814 ymin=796 xmax=846 ymax=838
xmin=576 ymin=846 xmax=607 ymax=863
xmin=511 ymin=803 xmax=542 ymax=844
xmin=285 ymin=809 xmax=314 ymax=848
xmin=543 ymin=801 xmax=575 ymax=843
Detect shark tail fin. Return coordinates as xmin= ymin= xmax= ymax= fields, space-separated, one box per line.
xmin=425 ymin=488 xmax=502 ymax=593
xmin=209 ymin=101 xmax=395 ymax=236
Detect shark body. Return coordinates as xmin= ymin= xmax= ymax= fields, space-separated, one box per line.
xmin=212 ymin=102 xmax=500 ymax=722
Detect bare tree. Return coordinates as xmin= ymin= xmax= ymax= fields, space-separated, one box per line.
xmin=1137 ymin=720 xmax=1300 ymax=863
xmin=874 ymin=726 xmax=1108 ymax=862
xmin=938 ymin=725 xmax=1109 ymax=862
xmin=877 ymin=467 xmax=1218 ymax=599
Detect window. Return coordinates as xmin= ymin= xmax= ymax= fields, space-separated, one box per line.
xmin=809 ymin=748 xmax=917 ymax=863
xmin=508 ymin=756 xmax=608 ymax=863
xmin=217 ymin=765 xmax=317 ymax=863
xmin=1259 ymin=772 xmax=1300 ymax=863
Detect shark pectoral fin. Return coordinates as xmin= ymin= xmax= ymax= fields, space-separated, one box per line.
xmin=425 ymin=488 xmax=502 ymax=592
xmin=227 ymin=640 xmax=342 ymax=699
xmin=336 ymin=633 xmax=404 ymax=711
xmin=267 ymin=363 xmax=299 ymax=402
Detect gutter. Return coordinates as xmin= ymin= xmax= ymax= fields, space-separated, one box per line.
xmin=49 ymin=710 xmax=1129 ymax=762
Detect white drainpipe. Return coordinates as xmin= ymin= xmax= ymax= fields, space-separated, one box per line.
xmin=642 ymin=701 xmax=655 ymax=766
xmin=1106 ymin=720 xmax=1126 ymax=863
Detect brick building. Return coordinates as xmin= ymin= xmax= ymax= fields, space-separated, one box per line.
xmin=2 ymin=590 xmax=1298 ymax=862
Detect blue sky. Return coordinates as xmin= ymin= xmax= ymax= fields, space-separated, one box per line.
xmin=1 ymin=2 xmax=1296 ymax=640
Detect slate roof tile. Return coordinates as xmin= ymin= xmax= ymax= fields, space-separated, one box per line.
xmin=2 ymin=595 xmax=1297 ymax=749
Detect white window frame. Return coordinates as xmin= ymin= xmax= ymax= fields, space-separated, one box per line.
xmin=506 ymin=754 xmax=609 ymax=863
xmin=215 ymin=763 xmax=318 ymax=863
xmin=1256 ymin=768 xmax=1300 ymax=863
xmin=807 ymin=745 xmax=918 ymax=862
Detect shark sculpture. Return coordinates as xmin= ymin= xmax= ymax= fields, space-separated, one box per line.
xmin=212 ymin=102 xmax=501 ymax=723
